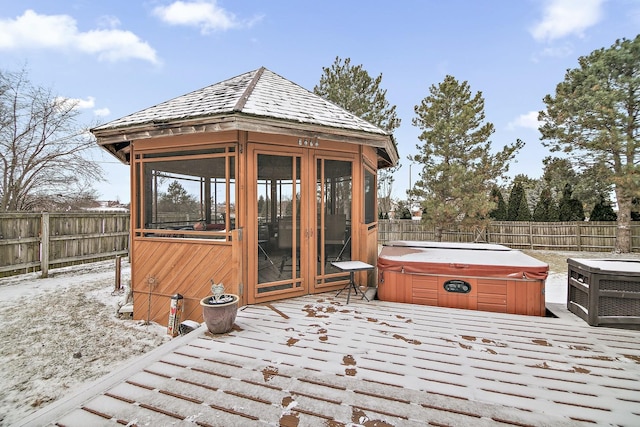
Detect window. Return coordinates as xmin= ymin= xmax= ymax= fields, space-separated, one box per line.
xmin=364 ymin=167 xmax=376 ymax=224
xmin=134 ymin=147 xmax=236 ymax=239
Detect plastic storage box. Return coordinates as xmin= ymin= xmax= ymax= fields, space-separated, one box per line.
xmin=567 ymin=258 xmax=640 ymax=327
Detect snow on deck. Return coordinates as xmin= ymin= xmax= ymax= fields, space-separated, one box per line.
xmin=568 ymin=258 xmax=640 ymax=274
xmin=18 ymin=294 xmax=640 ymax=426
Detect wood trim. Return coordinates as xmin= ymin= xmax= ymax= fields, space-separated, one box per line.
xmin=362 ymin=145 xmax=378 ymax=169
xmin=94 ymin=116 xmax=394 ymax=158
xmin=233 ymin=67 xmax=265 ymax=111
xmin=132 ymin=131 xmax=238 ymax=151
xmin=237 ymin=132 xmax=248 ymax=306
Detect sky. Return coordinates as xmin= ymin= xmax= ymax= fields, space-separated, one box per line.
xmin=0 ymin=0 xmax=638 ymax=203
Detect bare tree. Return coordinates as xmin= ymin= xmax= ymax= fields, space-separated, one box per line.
xmin=0 ymin=68 xmax=103 ymax=211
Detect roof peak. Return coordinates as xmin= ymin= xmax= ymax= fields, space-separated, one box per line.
xmin=91 ymin=67 xmax=398 ymax=167
xmin=232 ymin=66 xmax=266 ymax=112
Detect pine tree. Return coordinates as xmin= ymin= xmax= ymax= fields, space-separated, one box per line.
xmin=533 ymin=187 xmax=558 ymax=221
xmin=558 ymin=184 xmax=585 ymax=221
xmin=488 ymin=186 xmax=507 ymax=220
xmin=507 ymin=182 xmax=531 ymax=221
xmin=539 ymin=35 xmax=640 ymax=251
xmin=411 ymin=75 xmax=523 ymax=240
xmin=589 ymin=194 xmax=617 ymax=221
xmin=315 ymin=57 xmax=401 ymax=216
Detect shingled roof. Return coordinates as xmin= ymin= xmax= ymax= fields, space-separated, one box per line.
xmin=91 ymin=67 xmax=398 ymax=167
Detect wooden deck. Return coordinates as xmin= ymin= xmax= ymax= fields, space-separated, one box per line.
xmin=18 ymin=293 xmax=640 ymax=426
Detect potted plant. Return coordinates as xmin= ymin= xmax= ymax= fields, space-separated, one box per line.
xmin=200 ymin=280 xmax=239 ymax=334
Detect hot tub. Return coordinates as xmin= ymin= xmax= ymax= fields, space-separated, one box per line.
xmin=377 ymin=241 xmax=549 ymax=316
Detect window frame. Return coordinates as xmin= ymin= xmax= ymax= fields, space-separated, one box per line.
xmin=132 ymin=144 xmax=237 ymax=241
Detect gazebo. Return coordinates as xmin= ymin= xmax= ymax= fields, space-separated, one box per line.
xmin=91 ymin=67 xmax=398 ymax=326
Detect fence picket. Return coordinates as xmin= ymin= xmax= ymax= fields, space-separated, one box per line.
xmin=0 ymin=212 xmax=129 ymax=277
xmin=1 ymin=216 xmax=638 ymax=278
xmin=378 ymin=220 xmax=640 ymax=252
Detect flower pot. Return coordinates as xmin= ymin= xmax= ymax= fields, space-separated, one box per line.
xmin=200 ymin=294 xmax=239 ymax=334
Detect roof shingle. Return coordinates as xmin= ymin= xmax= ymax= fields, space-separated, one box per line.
xmin=93 ymin=67 xmax=387 ymax=136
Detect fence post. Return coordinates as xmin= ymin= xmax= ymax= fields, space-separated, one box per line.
xmin=576 ymin=222 xmax=582 ymax=251
xmin=40 ymin=212 xmax=50 ymax=278
xmin=115 ymin=255 xmax=122 ymax=291
xmin=529 ymin=222 xmax=533 ymax=249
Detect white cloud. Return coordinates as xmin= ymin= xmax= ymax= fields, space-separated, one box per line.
xmin=55 ymin=97 xmax=111 ymax=117
xmin=153 ymin=0 xmax=262 ymax=34
xmin=0 ymin=9 xmax=159 ymax=64
xmin=54 ymin=96 xmax=95 ymax=111
xmin=94 ymin=108 xmax=111 ymax=117
xmin=77 ymin=29 xmax=158 ymax=63
xmin=531 ymin=42 xmax=575 ymax=61
xmin=507 ymin=111 xmax=542 ymax=130
xmin=530 ymin=0 xmax=604 ymax=42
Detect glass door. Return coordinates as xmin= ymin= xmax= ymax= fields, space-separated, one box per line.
xmin=251 ymin=151 xmax=306 ymax=301
xmin=314 ymin=157 xmax=353 ymax=290
xmin=248 ymin=145 xmax=355 ymax=303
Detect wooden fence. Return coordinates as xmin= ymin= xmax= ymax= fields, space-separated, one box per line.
xmin=378 ymin=220 xmax=640 ymax=252
xmin=2 ymin=215 xmax=638 ymax=278
xmin=0 ymin=212 xmax=129 ymax=277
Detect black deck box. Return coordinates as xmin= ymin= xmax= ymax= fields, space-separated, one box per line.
xmin=567 ymin=258 xmax=640 ymax=327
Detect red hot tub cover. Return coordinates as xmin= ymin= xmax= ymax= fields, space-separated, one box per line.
xmin=377 ymin=241 xmax=548 ymax=280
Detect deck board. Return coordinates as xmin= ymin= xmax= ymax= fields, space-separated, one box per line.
xmin=17 ymin=294 xmax=640 ymax=427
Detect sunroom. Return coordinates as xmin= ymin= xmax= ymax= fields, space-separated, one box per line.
xmin=91 ymin=67 xmax=398 ymax=326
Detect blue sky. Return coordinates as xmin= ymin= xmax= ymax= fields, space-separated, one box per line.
xmin=1 ymin=0 xmax=638 ymax=203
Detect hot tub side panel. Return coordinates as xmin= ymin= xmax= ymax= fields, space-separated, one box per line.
xmin=436 ymin=276 xmax=478 ymax=311
xmin=412 ymin=274 xmax=438 ymax=306
xmin=378 ymin=270 xmax=546 ymax=316
xmin=378 ymin=270 xmax=414 ymax=303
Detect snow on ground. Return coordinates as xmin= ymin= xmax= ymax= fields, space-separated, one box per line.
xmin=0 ymin=260 xmax=169 ymax=426
xmin=1 ymin=250 xmax=639 ymax=426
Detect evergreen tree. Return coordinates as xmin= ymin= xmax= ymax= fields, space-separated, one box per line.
xmin=557 ymin=184 xmax=585 ymax=221
xmin=533 ymin=186 xmax=558 ymax=221
xmin=539 ymin=35 xmax=640 ymax=251
xmin=540 ymin=157 xmax=610 ymax=219
xmin=315 ymin=57 xmax=400 ymax=133
xmin=315 ymin=57 xmax=401 ymax=216
xmin=257 ymin=195 xmax=267 ymax=218
xmin=395 ymin=200 xmax=412 ymax=219
xmin=158 ymin=180 xmax=200 ymax=218
xmin=589 ymin=194 xmax=617 ymax=221
xmin=507 ymin=182 xmax=531 ymax=221
xmin=541 ymin=157 xmax=577 ymax=200
xmin=488 ymin=186 xmax=507 ymax=220
xmin=410 ymin=75 xmax=523 ymax=240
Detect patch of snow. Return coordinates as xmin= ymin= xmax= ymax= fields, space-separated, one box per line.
xmin=0 ymin=260 xmax=169 ymax=426
xmin=544 ymin=271 xmax=567 ymax=304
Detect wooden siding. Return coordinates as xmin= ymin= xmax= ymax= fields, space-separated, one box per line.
xmin=361 ymin=222 xmax=379 ymax=288
xmin=131 ymin=231 xmax=241 ymax=326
